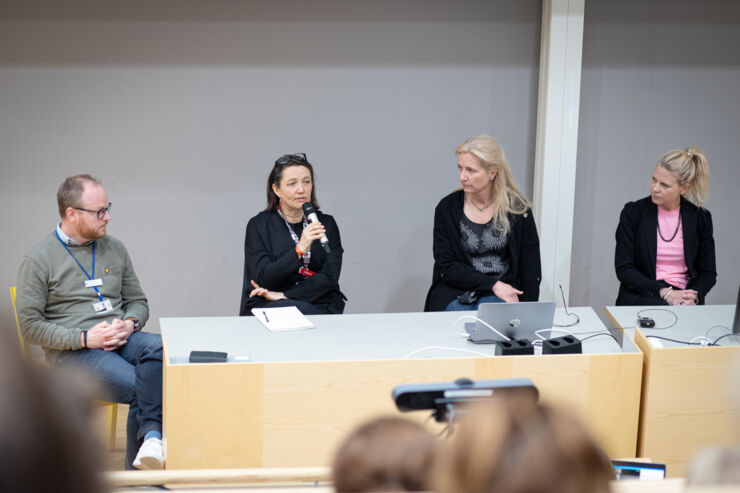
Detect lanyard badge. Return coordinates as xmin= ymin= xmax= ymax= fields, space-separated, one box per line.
xmin=55 ymin=231 xmax=113 ymax=314
xmin=276 ymin=207 xmax=315 ymax=276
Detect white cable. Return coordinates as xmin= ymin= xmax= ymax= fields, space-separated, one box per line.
xmin=405 ymin=346 xmax=492 ymax=359
xmin=452 ymin=315 xmax=474 ymax=337
xmin=451 ymin=315 xmax=511 ymax=341
xmin=689 ymin=336 xmax=713 ymax=346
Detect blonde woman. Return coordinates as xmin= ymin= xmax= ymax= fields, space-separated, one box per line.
xmin=615 ymin=146 xmax=716 ymax=306
xmin=425 ymin=135 xmax=541 ymax=311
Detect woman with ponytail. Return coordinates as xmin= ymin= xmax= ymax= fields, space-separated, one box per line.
xmin=615 ymin=146 xmax=716 ymax=305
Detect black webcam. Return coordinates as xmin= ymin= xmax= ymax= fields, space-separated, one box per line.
xmin=392 ymin=377 xmax=538 ymax=422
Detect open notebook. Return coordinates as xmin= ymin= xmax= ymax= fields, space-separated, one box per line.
xmin=251 ymin=306 xmax=314 ymax=332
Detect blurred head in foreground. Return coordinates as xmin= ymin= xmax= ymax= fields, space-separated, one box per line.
xmin=332 ymin=416 xmax=437 ymax=492
xmin=687 ymin=445 xmax=740 ymax=486
xmin=435 ymin=397 xmax=614 ymax=493
xmin=0 ymin=333 xmax=105 ymax=493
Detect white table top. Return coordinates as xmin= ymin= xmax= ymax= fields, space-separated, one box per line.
xmin=161 ymin=307 xmax=637 ymax=364
xmin=605 ymin=304 xmax=738 ymax=348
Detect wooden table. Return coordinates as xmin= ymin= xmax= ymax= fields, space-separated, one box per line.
xmin=606 ymin=305 xmax=740 ymax=477
xmin=162 ymin=309 xmax=642 ymax=469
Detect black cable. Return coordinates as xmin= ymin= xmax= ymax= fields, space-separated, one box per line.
xmin=572 ymin=327 xmax=614 ymax=336
xmin=579 ymin=332 xmax=620 ymax=344
xmin=711 ymin=333 xmax=740 ymax=346
xmin=705 ymin=325 xmax=730 ymax=339
xmin=553 ymin=284 xmax=581 ymax=327
xmin=636 ymin=308 xmax=678 ymax=330
xmin=645 ymin=335 xmax=702 ymax=346
xmin=553 ymin=312 xmax=580 ymax=327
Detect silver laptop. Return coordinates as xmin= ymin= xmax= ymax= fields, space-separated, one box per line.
xmin=467 ymin=301 xmax=556 ymax=343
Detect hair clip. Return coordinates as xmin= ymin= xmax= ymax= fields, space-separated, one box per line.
xmin=687 ymin=151 xmax=693 ymax=158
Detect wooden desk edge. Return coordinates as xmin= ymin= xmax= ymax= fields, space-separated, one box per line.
xmin=107 ymin=467 xmax=332 ymax=487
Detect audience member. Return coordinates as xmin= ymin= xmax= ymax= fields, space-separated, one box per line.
xmin=0 ymin=331 xmax=105 ymax=493
xmin=687 ymin=445 xmax=740 ymax=486
xmin=435 ymin=397 xmax=614 ymax=493
xmin=332 ymin=416 xmax=437 ymax=492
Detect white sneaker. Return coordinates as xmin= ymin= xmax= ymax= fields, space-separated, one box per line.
xmin=133 ymin=437 xmax=165 ymax=470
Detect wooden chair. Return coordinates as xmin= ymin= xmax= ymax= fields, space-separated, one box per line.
xmin=10 ymin=286 xmax=119 ymax=451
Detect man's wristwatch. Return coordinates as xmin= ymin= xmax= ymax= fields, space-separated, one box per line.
xmin=129 ymin=319 xmax=140 ymax=332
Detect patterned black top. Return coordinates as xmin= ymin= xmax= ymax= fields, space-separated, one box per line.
xmin=459 ymin=213 xmax=510 ymax=277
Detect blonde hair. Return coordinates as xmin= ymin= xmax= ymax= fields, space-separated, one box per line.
xmin=456 ymin=135 xmax=532 ymax=234
xmin=435 ymin=397 xmax=614 ymax=493
xmin=657 ymin=146 xmax=710 ymax=206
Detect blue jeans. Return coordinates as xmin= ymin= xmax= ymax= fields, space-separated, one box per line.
xmin=445 ymin=294 xmax=505 ymax=311
xmin=56 ymin=331 xmax=163 ymax=469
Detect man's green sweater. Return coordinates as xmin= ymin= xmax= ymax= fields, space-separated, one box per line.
xmin=16 ymin=231 xmax=149 ymax=362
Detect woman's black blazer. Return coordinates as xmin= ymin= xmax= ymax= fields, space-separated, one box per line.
xmin=614 ymin=196 xmax=716 ymax=305
xmin=424 ymin=190 xmax=541 ymax=311
xmin=239 ymin=210 xmax=345 ymax=314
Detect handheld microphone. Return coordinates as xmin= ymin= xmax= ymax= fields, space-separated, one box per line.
xmin=302 ymin=202 xmax=331 ymax=253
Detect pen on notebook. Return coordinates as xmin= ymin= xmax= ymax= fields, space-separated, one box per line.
xmin=262 ymin=311 xmax=269 ymax=323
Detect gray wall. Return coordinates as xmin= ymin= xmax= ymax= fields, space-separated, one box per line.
xmin=0 ymin=1 xmax=542 ymax=334
xmin=572 ymin=0 xmax=740 ymax=314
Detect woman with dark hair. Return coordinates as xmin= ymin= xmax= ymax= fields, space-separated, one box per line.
xmin=615 ymin=146 xmax=716 ymax=305
xmin=239 ymin=153 xmax=346 ymax=315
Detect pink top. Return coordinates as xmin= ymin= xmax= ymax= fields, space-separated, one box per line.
xmin=655 ymin=207 xmax=689 ymax=289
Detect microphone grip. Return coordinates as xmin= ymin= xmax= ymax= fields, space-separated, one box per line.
xmin=306 ymin=212 xmax=331 ymax=253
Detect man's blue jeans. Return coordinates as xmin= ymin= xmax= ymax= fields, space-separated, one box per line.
xmin=56 ymin=331 xmax=163 ymax=469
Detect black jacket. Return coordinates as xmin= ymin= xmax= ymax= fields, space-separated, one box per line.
xmin=239 ymin=210 xmax=345 ymax=314
xmin=614 ymin=196 xmax=716 ymax=305
xmin=424 ymin=190 xmax=541 ymax=311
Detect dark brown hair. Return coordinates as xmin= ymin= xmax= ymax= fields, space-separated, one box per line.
xmin=265 ymin=154 xmax=319 ymax=212
xmin=332 ymin=416 xmax=437 ymax=492
xmin=57 ymin=174 xmax=101 ymax=219
xmin=0 ymin=333 xmax=105 ymax=493
xmin=435 ymin=397 xmax=615 ymax=493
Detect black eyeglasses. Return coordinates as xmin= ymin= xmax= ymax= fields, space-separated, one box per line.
xmin=275 ymin=153 xmax=308 ymax=166
xmin=74 ymin=202 xmax=112 ymax=220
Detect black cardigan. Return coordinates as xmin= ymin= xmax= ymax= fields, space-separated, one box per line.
xmin=614 ymin=196 xmax=716 ymax=305
xmin=424 ymin=190 xmax=542 ymax=311
xmin=239 ymin=210 xmax=345 ymax=315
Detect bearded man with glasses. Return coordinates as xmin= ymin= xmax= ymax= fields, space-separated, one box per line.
xmin=15 ymin=174 xmax=165 ymax=470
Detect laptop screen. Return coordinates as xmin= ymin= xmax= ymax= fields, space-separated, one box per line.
xmin=612 ymin=460 xmax=666 ymax=480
